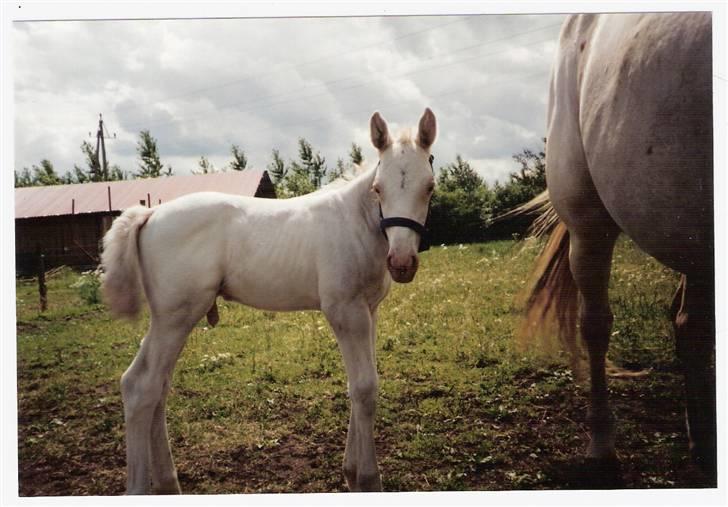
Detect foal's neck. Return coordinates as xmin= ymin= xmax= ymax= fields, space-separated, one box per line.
xmin=336 ymin=165 xmax=382 ymax=238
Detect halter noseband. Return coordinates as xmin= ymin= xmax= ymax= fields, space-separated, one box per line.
xmin=378 ymin=154 xmax=434 ymax=253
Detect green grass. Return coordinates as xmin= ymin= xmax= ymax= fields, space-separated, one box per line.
xmin=15 ymin=238 xmax=712 ymax=495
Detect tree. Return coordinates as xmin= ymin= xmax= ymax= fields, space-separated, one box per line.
xmin=490 ymin=139 xmax=547 ymax=215
xmin=267 ymin=149 xmax=287 ymax=184
xmin=194 ymin=156 xmax=216 ymax=174
xmin=327 ymin=158 xmax=346 ymax=183
xmin=72 ymin=140 xmax=126 ymax=183
xmin=136 ymin=130 xmax=172 ymax=178
xmin=271 ymin=139 xmax=327 ymax=197
xmin=291 ymin=137 xmax=327 ymax=189
xmin=14 ymin=167 xmax=32 ymax=187
xmin=349 ymin=142 xmax=364 ymax=166
xmin=31 ymin=159 xmax=62 ymax=186
xmin=437 ymin=155 xmax=484 ymax=193
xmin=282 ymin=169 xmax=317 ymax=196
xmin=229 ymin=144 xmax=247 ymax=171
xmin=67 ymin=164 xmax=91 ymax=184
xmin=429 ymin=154 xmax=491 ymax=244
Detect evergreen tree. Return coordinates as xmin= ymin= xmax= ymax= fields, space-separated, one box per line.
xmin=194 ymin=156 xmax=216 ymax=174
xmin=69 ymin=140 xmax=126 ymax=183
xmin=327 ymin=158 xmax=346 ymax=182
xmin=294 ymin=138 xmax=327 ymax=189
xmin=349 ymin=142 xmax=364 ymax=166
xmin=229 ymin=144 xmax=247 ymax=171
xmin=267 ymin=149 xmax=287 ymax=184
xmin=136 ymin=130 xmax=172 ymax=178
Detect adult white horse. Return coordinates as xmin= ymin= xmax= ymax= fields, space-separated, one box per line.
xmin=101 ymin=109 xmax=437 ymax=494
xmin=521 ymin=13 xmax=714 ymax=476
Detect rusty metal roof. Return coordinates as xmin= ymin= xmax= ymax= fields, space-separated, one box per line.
xmin=15 ymin=170 xmax=272 ymax=219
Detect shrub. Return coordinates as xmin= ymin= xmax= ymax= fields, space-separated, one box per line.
xmin=70 ymin=269 xmax=101 ymax=305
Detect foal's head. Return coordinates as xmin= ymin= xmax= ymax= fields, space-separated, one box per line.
xmin=371 ymin=108 xmax=437 ymax=283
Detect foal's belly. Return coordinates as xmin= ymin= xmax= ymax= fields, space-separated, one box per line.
xmin=221 ymin=266 xmax=322 ymax=312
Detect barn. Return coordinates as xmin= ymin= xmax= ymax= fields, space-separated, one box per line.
xmin=14 ymin=170 xmax=276 ymax=274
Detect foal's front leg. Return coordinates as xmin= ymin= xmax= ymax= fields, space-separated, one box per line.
xmin=324 ymin=301 xmax=381 ymax=492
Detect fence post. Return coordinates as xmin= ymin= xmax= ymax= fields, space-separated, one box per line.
xmin=38 ymin=254 xmax=47 ymax=312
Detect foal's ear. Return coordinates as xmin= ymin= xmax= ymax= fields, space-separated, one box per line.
xmin=416 ymin=107 xmax=437 ymax=150
xmin=370 ymin=112 xmax=391 ymax=152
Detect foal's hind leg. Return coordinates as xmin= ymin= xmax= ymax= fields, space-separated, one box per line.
xmin=673 ymin=275 xmax=716 ymax=474
xmin=122 ymin=297 xmax=213 ymax=494
xmin=569 ymin=231 xmax=620 ymax=460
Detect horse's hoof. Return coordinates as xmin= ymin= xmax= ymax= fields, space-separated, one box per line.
xmin=690 ymin=445 xmax=717 ymax=477
xmin=578 ymin=456 xmax=624 ymax=489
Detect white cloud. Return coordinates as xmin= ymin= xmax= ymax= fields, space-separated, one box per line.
xmin=13 ymin=14 xmax=564 ymax=179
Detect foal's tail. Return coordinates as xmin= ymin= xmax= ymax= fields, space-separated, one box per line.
xmin=100 ymin=206 xmax=154 ymax=319
xmin=513 ymin=192 xmax=582 ymax=373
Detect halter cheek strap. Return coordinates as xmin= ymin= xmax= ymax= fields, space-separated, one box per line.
xmin=377 ymin=154 xmax=434 ymax=253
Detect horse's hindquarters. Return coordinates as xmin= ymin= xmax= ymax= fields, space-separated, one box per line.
xmin=577 ymin=13 xmax=713 ymax=275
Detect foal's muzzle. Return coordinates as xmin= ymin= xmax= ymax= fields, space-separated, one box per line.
xmin=387 ymin=254 xmax=419 ymax=283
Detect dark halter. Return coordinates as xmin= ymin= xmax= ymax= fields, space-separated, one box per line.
xmin=378 ymin=154 xmax=434 ymax=253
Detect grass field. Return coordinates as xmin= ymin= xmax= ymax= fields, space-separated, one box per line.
xmin=14 ymin=238 xmax=714 ymax=495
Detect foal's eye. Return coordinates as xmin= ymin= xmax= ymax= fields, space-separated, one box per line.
xmin=426 ymin=183 xmax=435 ymax=194
xmin=372 ymin=185 xmax=381 ymax=194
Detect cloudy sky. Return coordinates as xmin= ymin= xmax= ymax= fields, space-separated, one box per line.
xmin=13 ymin=11 xmax=565 ymax=184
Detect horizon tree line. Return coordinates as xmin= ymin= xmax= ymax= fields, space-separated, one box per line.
xmin=14 ymin=129 xmax=547 ymax=242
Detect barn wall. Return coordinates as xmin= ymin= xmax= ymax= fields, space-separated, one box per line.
xmin=15 ymin=212 xmax=119 ymax=274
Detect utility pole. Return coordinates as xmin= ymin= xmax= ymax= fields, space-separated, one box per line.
xmin=90 ymin=114 xmax=116 ymax=180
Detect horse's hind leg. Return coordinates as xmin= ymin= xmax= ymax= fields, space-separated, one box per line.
xmin=673 ymin=274 xmax=716 ymax=475
xmin=569 ymin=231 xmax=620 ymax=461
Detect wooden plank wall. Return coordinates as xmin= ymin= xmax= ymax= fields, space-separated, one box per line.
xmin=15 ymin=212 xmax=119 ymax=274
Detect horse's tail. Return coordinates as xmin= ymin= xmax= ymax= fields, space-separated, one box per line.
xmin=100 ymin=206 xmax=154 ymax=319
xmin=514 ymin=193 xmax=582 ymax=374
xmin=514 ymin=193 xmax=649 ymax=379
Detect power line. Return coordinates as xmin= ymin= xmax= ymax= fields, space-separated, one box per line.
xmin=117 ymin=16 xmax=472 ymax=117
xmin=124 ymin=23 xmax=560 ymax=132
xmin=219 ymin=69 xmax=551 ymax=151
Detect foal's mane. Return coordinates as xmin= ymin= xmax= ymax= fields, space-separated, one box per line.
xmin=316 ymin=130 xmax=416 ymax=194
xmin=315 ymin=162 xmax=371 ymax=194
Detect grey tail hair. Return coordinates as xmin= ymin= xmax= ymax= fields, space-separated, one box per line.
xmin=512 ymin=191 xmax=648 ymax=379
